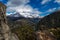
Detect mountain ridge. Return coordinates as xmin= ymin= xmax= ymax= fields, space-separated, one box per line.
xmin=7 ymin=12 xmax=41 ymax=23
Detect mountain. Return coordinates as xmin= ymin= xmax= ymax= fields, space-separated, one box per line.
xmin=37 ymin=10 xmax=60 ymax=30
xmin=7 ymin=11 xmax=60 ymax=40
xmin=7 ymin=13 xmax=36 ymax=40
xmin=7 ymin=12 xmax=25 ymax=21
xmin=7 ymin=12 xmax=41 ymax=23
xmin=7 ymin=12 xmax=41 ymax=31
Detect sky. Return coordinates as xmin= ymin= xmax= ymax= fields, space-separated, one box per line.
xmin=0 ymin=0 xmax=60 ymax=18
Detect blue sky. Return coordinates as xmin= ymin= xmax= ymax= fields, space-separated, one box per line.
xmin=0 ymin=0 xmax=60 ymax=18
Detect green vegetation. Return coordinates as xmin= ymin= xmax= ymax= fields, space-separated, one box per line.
xmin=12 ymin=26 xmax=35 ymax=40
xmin=8 ymin=19 xmax=36 ymax=40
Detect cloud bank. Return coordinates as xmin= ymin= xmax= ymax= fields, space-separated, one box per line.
xmin=41 ymin=0 xmax=51 ymax=5
xmin=54 ymin=0 xmax=60 ymax=4
xmin=6 ymin=0 xmax=42 ymax=18
xmin=6 ymin=0 xmax=60 ymax=18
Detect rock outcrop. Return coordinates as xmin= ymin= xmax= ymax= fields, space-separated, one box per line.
xmin=36 ymin=30 xmax=57 ymax=40
xmin=0 ymin=2 xmax=19 ymax=40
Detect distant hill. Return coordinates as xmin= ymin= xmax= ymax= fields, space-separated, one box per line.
xmin=37 ymin=11 xmax=60 ymax=30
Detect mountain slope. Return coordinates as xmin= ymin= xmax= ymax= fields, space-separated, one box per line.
xmin=37 ymin=11 xmax=60 ymax=30
xmin=7 ymin=17 xmax=36 ymax=40
xmin=35 ymin=11 xmax=60 ymax=40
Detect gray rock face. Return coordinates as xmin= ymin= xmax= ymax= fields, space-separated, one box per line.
xmin=10 ymin=33 xmax=19 ymax=40
xmin=36 ymin=30 xmax=57 ymax=40
xmin=0 ymin=2 xmax=19 ymax=40
xmin=0 ymin=33 xmax=19 ymax=40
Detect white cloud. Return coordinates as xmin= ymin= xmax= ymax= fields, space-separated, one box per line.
xmin=14 ymin=5 xmax=42 ymax=18
xmin=0 ymin=0 xmax=3 ymax=1
xmin=43 ymin=8 xmax=57 ymax=16
xmin=6 ymin=12 xmax=16 ymax=16
xmin=6 ymin=13 xmax=13 ymax=15
xmin=47 ymin=8 xmax=56 ymax=12
xmin=6 ymin=0 xmax=42 ymax=18
xmin=54 ymin=0 xmax=60 ymax=4
xmin=58 ymin=7 xmax=60 ymax=10
xmin=41 ymin=0 xmax=51 ymax=5
xmin=7 ymin=0 xmax=29 ymax=7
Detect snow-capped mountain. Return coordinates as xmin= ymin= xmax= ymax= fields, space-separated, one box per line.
xmin=7 ymin=12 xmax=25 ymax=21
xmin=7 ymin=12 xmax=41 ymax=23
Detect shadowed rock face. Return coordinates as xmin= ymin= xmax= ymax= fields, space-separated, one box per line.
xmin=36 ymin=11 xmax=60 ymax=40
xmin=37 ymin=11 xmax=60 ymax=30
xmin=0 ymin=2 xmax=10 ymax=40
xmin=0 ymin=2 xmax=19 ymax=40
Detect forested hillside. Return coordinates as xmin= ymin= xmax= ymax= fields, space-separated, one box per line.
xmin=37 ymin=11 xmax=60 ymax=40
xmin=7 ymin=18 xmax=36 ymax=40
